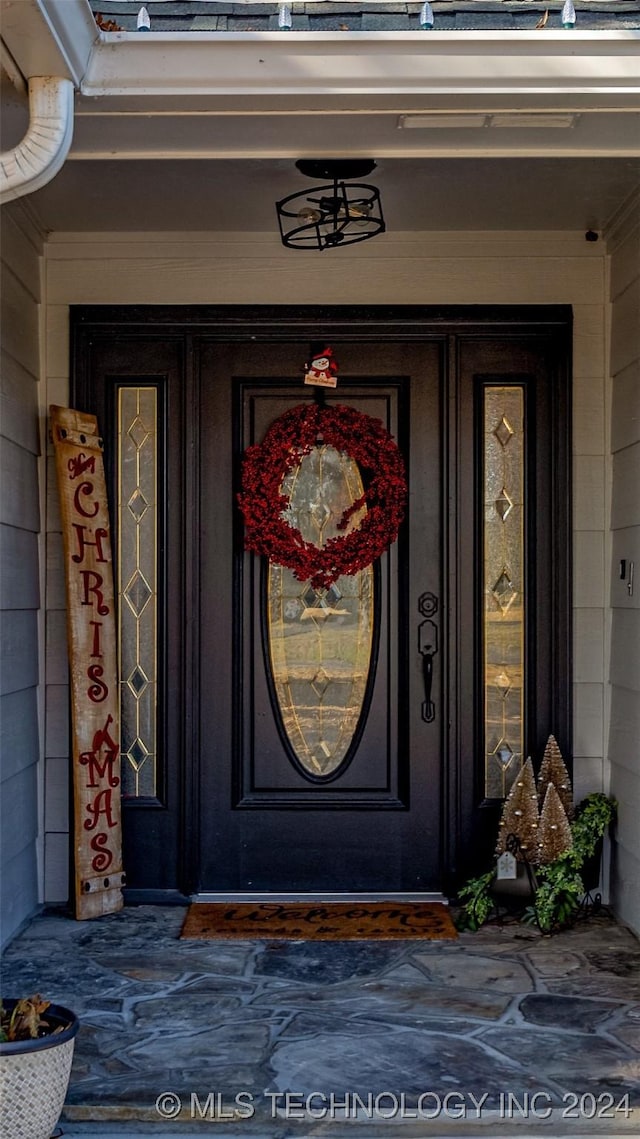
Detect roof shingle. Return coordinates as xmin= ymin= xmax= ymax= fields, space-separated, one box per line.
xmin=90 ymin=1 xmax=640 ymax=33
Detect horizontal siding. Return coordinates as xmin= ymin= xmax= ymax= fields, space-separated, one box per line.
xmin=47 ymin=375 xmax=68 ymax=413
xmin=1 ymin=764 xmax=38 ymax=864
xmin=610 ymin=214 xmax=640 ymax=300
xmin=0 ymin=609 xmax=38 ymax=696
xmin=46 ymin=304 xmax=70 ymax=382
xmin=0 ymin=845 xmax=38 ymax=948
xmin=0 ymin=264 xmax=40 ymax=378
xmin=1 ymin=210 xmax=41 ymax=303
xmin=573 ymin=455 xmax=605 ymax=532
xmin=573 ymin=304 xmax=605 ymax=378
xmin=610 ymin=526 xmax=640 ymax=610
xmin=573 ymin=683 xmax=604 ymax=758
xmin=45 ymin=684 xmax=69 ymax=758
xmin=610 ymin=610 xmax=640 ymax=694
xmin=572 ymin=756 xmax=604 ymax=803
xmin=573 ymin=374 xmax=605 ymax=456
xmin=45 ymin=609 xmax=69 ymax=685
xmin=46 ymin=461 xmax=62 ymax=533
xmin=45 ymin=533 xmax=65 ymax=609
xmin=0 ymin=525 xmax=39 ymax=610
xmin=609 ymin=683 xmax=640 ymax=776
xmin=0 ymin=688 xmax=39 ymax=784
xmin=0 ymin=436 xmax=40 ymax=532
xmin=611 ymin=443 xmax=640 ymax=531
xmin=611 ymin=359 xmax=640 ymax=454
xmin=573 ymin=608 xmax=605 ymax=684
xmin=0 ymin=351 xmax=39 ymax=455
xmin=44 ymin=831 xmax=69 ymax=905
xmin=573 ymin=531 xmax=604 ymax=608
xmin=610 ymin=277 xmax=640 ymax=377
xmin=45 ymin=755 xmax=69 ymax=832
xmin=46 ymin=252 xmax=604 ymax=307
xmin=610 ymin=765 xmax=640 ymax=857
xmin=43 ymin=385 xmax=69 ymax=927
xmin=0 ymin=205 xmax=43 ymax=947
xmin=572 ymin=290 xmax=607 ymax=800
xmin=607 ymin=192 xmax=640 ymax=937
xmin=610 ymin=843 xmax=640 ymax=942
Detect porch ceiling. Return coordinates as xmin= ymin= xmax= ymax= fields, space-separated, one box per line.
xmin=12 ymin=154 xmax=640 ymax=234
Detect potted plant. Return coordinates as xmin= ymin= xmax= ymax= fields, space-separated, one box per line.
xmin=525 ymin=853 xmax=586 ymax=933
xmin=0 ymin=995 xmax=79 ymax=1139
xmin=572 ymin=791 xmax=616 ymax=893
xmin=456 ymin=792 xmax=617 ymax=934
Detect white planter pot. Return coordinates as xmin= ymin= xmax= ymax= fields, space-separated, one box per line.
xmin=0 ymin=1003 xmax=79 ymax=1139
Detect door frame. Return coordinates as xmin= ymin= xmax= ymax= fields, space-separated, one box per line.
xmin=72 ymin=304 xmax=572 ymax=901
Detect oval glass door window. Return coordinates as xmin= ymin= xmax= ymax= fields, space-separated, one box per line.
xmin=267 ymin=444 xmax=375 ymax=779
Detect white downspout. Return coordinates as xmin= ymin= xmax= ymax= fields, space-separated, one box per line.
xmin=0 ymin=75 xmax=74 ymax=204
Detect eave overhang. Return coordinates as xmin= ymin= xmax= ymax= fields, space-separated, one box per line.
xmin=0 ymin=0 xmax=97 ymax=86
xmin=2 ymin=5 xmax=639 ymax=165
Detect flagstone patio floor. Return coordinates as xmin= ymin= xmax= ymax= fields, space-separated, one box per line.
xmin=2 ymin=906 xmax=640 ymax=1137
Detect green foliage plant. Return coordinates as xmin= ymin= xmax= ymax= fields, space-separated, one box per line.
xmin=524 ymin=792 xmax=616 ymax=932
xmin=571 ymin=792 xmax=617 ymax=861
xmin=525 ymin=854 xmax=585 ymax=933
xmin=456 ymin=870 xmax=495 ymax=931
xmin=456 ymin=793 xmax=616 ymax=934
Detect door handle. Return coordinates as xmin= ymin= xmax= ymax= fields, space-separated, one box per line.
xmin=418 ymin=592 xmax=438 ymax=724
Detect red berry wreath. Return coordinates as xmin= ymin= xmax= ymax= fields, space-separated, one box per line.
xmin=238 ymin=403 xmax=407 ymax=590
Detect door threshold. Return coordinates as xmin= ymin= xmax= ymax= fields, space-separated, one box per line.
xmin=191 ymin=891 xmax=449 ymax=904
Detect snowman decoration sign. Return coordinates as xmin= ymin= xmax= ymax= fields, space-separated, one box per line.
xmin=304 ymin=347 xmax=339 ymax=389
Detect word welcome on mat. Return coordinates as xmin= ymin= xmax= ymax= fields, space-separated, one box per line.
xmin=181 ymin=902 xmax=458 ymax=940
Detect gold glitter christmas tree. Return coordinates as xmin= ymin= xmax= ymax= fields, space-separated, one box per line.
xmin=495 ymin=757 xmax=540 ymax=864
xmin=537 ymin=734 xmax=573 ymax=820
xmin=537 ymin=783 xmax=573 ymax=865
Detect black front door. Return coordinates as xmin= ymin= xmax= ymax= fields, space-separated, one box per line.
xmin=72 ymin=305 xmax=571 ymax=902
xmin=198 ymin=342 xmax=443 ymax=892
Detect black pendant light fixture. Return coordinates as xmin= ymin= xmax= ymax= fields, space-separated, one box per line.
xmin=276 ymin=159 xmax=385 ymax=251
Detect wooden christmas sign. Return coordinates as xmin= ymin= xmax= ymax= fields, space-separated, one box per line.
xmin=50 ymin=406 xmax=124 ymax=919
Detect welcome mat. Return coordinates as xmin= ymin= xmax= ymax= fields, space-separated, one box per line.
xmin=180 ymin=902 xmax=458 ymax=941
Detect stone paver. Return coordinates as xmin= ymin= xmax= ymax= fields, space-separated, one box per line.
xmin=413 ymin=952 xmax=534 ymax=993
xmin=2 ymin=907 xmax=640 ymax=1134
xmin=518 ymin=993 xmax=620 ymax=1033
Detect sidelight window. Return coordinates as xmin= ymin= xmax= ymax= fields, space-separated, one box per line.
xmin=116 ymin=386 xmax=159 ymax=798
xmin=482 ymin=385 xmax=526 ymax=799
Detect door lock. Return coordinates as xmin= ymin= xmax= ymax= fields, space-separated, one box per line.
xmin=418 ymin=592 xmax=439 ymax=723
